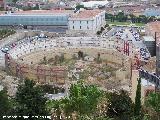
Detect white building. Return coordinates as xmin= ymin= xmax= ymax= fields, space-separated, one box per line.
xmin=144 ymin=8 xmax=160 ymax=17
xmin=68 ymin=9 xmax=106 ymax=34
xmin=81 ymin=0 xmax=109 ymax=8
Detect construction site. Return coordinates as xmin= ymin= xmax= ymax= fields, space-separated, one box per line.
xmin=0 ymin=27 xmax=156 ymax=101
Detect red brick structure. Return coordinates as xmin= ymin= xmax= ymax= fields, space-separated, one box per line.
xmin=0 ymin=0 xmax=4 ymax=7
xmin=5 ymin=54 xmax=67 ymax=85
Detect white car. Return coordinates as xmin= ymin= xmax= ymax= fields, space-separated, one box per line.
xmin=1 ymin=47 xmax=9 ymax=53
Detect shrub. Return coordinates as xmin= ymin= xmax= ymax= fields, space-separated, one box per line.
xmin=97 ymin=31 xmax=102 ymax=35
xmin=101 ymin=27 xmax=105 ymax=31
xmin=105 ymin=24 xmax=109 ymax=28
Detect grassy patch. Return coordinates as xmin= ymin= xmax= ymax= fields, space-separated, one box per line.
xmin=106 ymin=20 xmax=145 ymax=27
xmin=134 ymin=23 xmax=145 ymax=27
xmin=107 ymin=21 xmax=131 ymax=25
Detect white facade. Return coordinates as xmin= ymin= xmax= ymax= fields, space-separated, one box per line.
xmin=144 ymin=8 xmax=160 ymax=17
xmin=68 ymin=10 xmax=106 ymax=34
xmin=81 ymin=0 xmax=109 ymax=8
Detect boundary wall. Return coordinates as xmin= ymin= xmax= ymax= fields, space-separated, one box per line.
xmin=4 ymin=31 xmax=135 ymax=84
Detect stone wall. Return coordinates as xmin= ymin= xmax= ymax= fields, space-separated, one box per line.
xmin=5 ymin=54 xmax=67 ymax=85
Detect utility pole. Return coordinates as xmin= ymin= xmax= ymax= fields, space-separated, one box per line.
xmin=154 ymin=32 xmax=160 ymax=91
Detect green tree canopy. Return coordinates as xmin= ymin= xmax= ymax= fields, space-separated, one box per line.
xmin=47 ymin=82 xmax=103 ymax=119
xmin=76 ymin=4 xmax=84 ymax=10
xmin=15 ymin=79 xmax=48 ymax=117
xmin=78 ymin=51 xmax=84 ymax=60
xmin=134 ymin=78 xmax=142 ymax=117
xmin=0 ymin=88 xmax=11 ymax=116
xmin=12 ymin=0 xmax=18 ymax=3
xmin=145 ymin=92 xmax=160 ymax=119
xmin=107 ymin=90 xmax=134 ymax=119
xmin=69 ymin=82 xmax=102 ymax=115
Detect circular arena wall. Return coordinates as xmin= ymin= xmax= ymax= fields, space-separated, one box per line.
xmin=5 ymin=32 xmax=132 ymax=84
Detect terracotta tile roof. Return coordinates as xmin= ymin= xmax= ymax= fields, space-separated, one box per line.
xmin=146 ymin=21 xmax=160 ymax=44
xmin=69 ymin=10 xmax=103 ymax=20
xmin=147 ymin=21 xmax=160 ymax=32
xmin=0 ymin=0 xmax=3 ymax=5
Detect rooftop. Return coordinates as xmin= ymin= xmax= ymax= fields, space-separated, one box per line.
xmin=146 ymin=21 xmax=160 ymax=43
xmin=141 ymin=78 xmax=155 ymax=87
xmin=143 ymin=36 xmax=155 ymax=42
xmin=1 ymin=10 xmax=73 ymax=16
xmin=146 ymin=21 xmax=160 ymax=32
xmin=81 ymin=0 xmax=109 ymax=8
xmin=69 ymin=9 xmax=104 ymax=20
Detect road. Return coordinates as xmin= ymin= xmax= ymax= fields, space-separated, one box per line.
xmin=0 ymin=32 xmax=22 ymax=68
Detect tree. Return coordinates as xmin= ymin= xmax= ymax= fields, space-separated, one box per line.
xmin=130 ymin=14 xmax=136 ymax=23
xmin=47 ymin=82 xmax=103 ymax=118
xmin=15 ymin=79 xmax=48 ymax=118
xmin=105 ymin=23 xmax=109 ymax=28
xmin=107 ymin=90 xmax=134 ymax=119
xmin=97 ymin=31 xmax=102 ymax=35
xmin=43 ymin=56 xmax=47 ymax=65
xmin=134 ymin=78 xmax=142 ymax=117
xmin=76 ymin=4 xmax=84 ymax=10
xmin=145 ymin=92 xmax=160 ymax=119
xmin=12 ymin=0 xmax=18 ymax=3
xmin=78 ymin=51 xmax=84 ymax=60
xmin=101 ymin=27 xmax=105 ymax=31
xmin=96 ymin=53 xmax=102 ymax=64
xmin=69 ymin=82 xmax=102 ymax=115
xmin=54 ymin=55 xmax=60 ymax=65
xmin=139 ymin=15 xmax=148 ymax=23
xmin=47 ymin=98 xmax=70 ymax=119
xmin=97 ymin=53 xmax=100 ymax=60
xmin=59 ymin=53 xmax=65 ymax=64
xmin=34 ymin=4 xmax=39 ymax=10
xmin=116 ymin=12 xmax=126 ymax=22
xmin=148 ymin=16 xmax=155 ymax=22
xmin=0 ymin=88 xmax=11 ymax=116
xmin=105 ymin=13 xmax=114 ymax=22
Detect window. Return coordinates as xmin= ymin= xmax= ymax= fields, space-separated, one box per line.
xmin=80 ymin=26 xmax=81 ymax=29
xmin=73 ymin=21 xmax=74 ymax=24
xmin=80 ymin=21 xmax=81 ymax=24
xmin=87 ymin=21 xmax=88 ymax=24
xmin=73 ymin=26 xmax=74 ymax=29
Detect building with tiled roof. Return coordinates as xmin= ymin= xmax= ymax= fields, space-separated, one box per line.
xmin=68 ymin=9 xmax=105 ymax=34
xmin=145 ymin=21 xmax=160 ymax=44
xmin=0 ymin=9 xmax=105 ymax=34
xmin=0 ymin=0 xmax=4 ymax=7
xmin=145 ymin=21 xmax=160 ymax=75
